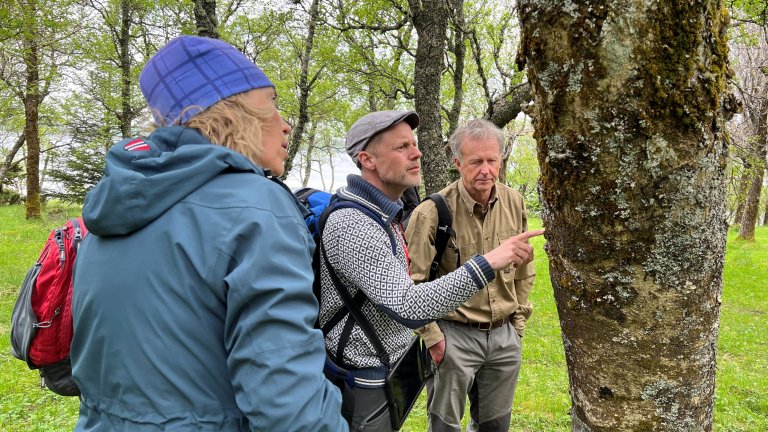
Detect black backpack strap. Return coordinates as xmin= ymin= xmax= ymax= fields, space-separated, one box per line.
xmin=295 ymin=187 xmax=316 ymax=203
xmin=426 ymin=193 xmax=454 ymax=281
xmin=321 ymin=239 xmax=391 ymax=368
xmin=313 ymin=198 xmax=362 ymax=326
xmin=317 ymin=197 xmax=394 ymax=368
xmin=334 ymin=313 xmax=356 ymax=364
xmin=400 ymin=186 xmax=420 ymax=229
xmin=313 ymin=197 xmax=386 ymax=324
xmin=322 ymin=290 xmax=365 ymax=335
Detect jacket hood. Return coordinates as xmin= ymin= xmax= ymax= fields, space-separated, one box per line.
xmin=83 ymin=126 xmax=262 ymax=236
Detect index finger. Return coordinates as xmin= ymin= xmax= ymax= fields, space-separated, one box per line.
xmin=514 ymin=229 xmax=545 ymax=242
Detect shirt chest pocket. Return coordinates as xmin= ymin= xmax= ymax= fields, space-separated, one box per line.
xmin=442 ymin=239 xmax=479 ymax=271
xmin=496 ymin=229 xmax=520 ymax=274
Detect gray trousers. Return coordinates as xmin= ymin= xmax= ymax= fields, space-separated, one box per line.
xmin=349 ymin=386 xmax=393 ymax=432
xmin=426 ymin=320 xmax=522 ymax=432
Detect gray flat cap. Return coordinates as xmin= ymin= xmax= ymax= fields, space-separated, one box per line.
xmin=345 ymin=110 xmax=419 ymax=164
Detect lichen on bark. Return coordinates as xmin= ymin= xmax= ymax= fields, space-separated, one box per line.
xmin=518 ymin=1 xmax=733 ymax=430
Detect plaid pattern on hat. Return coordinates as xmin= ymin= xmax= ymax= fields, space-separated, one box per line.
xmin=140 ymin=36 xmax=274 ymax=126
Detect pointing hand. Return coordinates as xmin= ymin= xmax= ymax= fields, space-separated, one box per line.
xmin=483 ymin=229 xmax=545 ymax=271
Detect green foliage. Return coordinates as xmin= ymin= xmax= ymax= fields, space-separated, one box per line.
xmin=44 ymin=143 xmax=106 ymax=204
xmin=1 ymin=159 xmax=23 ymax=187
xmin=506 ymin=134 xmax=540 ymax=215
xmin=40 ymin=93 xmax=114 ymax=203
xmin=72 ymin=0 xmax=157 ymax=133
xmin=728 ymin=0 xmax=768 ymax=26
xmin=456 ymin=0 xmax=525 ymax=120
xmin=0 ymin=0 xmax=758 ymax=220
xmin=0 ymin=190 xmax=23 ymax=205
xmin=319 ymin=0 xmax=415 ymax=113
xmin=1 ymin=209 xmax=765 ymax=431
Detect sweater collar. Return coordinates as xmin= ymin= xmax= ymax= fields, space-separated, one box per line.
xmin=337 ymin=175 xmax=403 ymax=226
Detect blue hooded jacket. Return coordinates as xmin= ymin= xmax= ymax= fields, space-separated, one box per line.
xmin=71 ymin=126 xmax=347 ymax=431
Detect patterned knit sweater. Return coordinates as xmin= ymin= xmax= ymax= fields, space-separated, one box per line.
xmin=319 ymin=175 xmax=495 ymax=388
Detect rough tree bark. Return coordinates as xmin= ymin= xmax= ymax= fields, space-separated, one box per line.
xmin=193 ymin=0 xmax=219 ymax=39
xmin=732 ymin=170 xmax=751 ymax=223
xmin=22 ymin=0 xmax=41 ymax=219
xmin=301 ymin=122 xmax=317 ymax=188
xmin=737 ymin=137 xmax=766 ymax=240
xmin=118 ymin=0 xmax=134 ymax=138
xmin=518 ymin=1 xmax=732 ymax=431
xmin=410 ymin=0 xmax=451 ymax=195
xmin=737 ymin=70 xmax=768 ymax=240
xmin=763 ymin=190 xmax=768 ymax=225
xmin=444 ymin=0 xmax=466 ymax=139
xmin=486 ymin=83 xmax=531 ymax=130
xmin=281 ymin=0 xmax=320 ymax=181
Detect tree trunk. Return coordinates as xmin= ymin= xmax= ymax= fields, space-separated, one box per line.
xmin=732 ymin=170 xmax=751 ymax=224
xmin=498 ymin=134 xmax=516 ymax=186
xmin=445 ymin=0 xmax=465 ymax=139
xmin=118 ymin=0 xmax=133 ymax=138
xmin=40 ymin=143 xmax=50 ymax=192
xmin=301 ymin=122 xmax=317 ymax=188
xmin=325 ymin=137 xmax=335 ymax=192
xmin=737 ymin=70 xmax=768 ymax=239
xmin=738 ymin=148 xmax=766 ymax=241
xmin=281 ymin=0 xmax=320 ymax=181
xmin=410 ymin=0 xmax=450 ymax=195
xmin=23 ymin=0 xmax=41 ymax=219
xmin=487 ymin=83 xmax=532 ymax=185
xmin=0 ymin=134 xmax=25 ymax=191
xmin=193 ymin=0 xmax=218 ymax=39
xmin=518 ymin=1 xmax=731 ymax=431
xmin=762 ymin=191 xmax=768 ymax=225
xmin=366 ymin=68 xmax=378 ymax=112
xmin=487 ymin=83 xmax=532 ymax=130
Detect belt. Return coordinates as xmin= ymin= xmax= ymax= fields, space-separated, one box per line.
xmin=457 ymin=314 xmax=515 ymax=331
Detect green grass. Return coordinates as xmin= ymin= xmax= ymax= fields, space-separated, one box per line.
xmin=0 ymin=204 xmax=81 ymax=431
xmin=714 ymin=226 xmax=768 ymax=432
xmin=1 ymin=206 xmax=766 ymax=431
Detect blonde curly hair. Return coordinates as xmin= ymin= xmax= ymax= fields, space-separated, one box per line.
xmin=183 ymin=92 xmax=275 ymax=165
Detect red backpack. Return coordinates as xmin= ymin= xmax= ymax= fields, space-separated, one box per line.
xmin=10 ymin=217 xmax=87 ymax=396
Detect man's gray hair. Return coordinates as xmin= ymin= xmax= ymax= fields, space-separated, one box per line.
xmin=448 ymin=119 xmax=504 ymax=162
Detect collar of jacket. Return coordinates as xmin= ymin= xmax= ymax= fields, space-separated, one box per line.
xmin=337 ymin=174 xmax=403 ymax=226
xmin=458 ymin=178 xmax=499 ymax=214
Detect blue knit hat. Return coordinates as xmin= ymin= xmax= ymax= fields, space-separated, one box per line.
xmin=139 ymin=36 xmax=274 ymax=126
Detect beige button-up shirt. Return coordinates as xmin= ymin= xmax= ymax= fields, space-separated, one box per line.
xmin=405 ymin=179 xmax=536 ymax=347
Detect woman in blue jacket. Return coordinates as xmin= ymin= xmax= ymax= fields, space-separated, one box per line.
xmin=71 ymin=36 xmax=347 ymax=431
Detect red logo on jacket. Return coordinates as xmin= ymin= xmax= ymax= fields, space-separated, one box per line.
xmin=124 ymin=138 xmax=150 ymax=152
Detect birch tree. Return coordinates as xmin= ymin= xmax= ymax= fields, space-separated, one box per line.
xmin=410 ymin=0 xmax=451 ymax=194
xmin=518 ymin=1 xmax=735 ymax=430
xmin=0 ymin=0 xmax=78 ymax=218
xmin=731 ymin=19 xmax=768 ymax=240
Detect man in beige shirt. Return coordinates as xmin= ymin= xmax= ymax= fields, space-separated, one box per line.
xmin=405 ymin=119 xmax=537 ymax=432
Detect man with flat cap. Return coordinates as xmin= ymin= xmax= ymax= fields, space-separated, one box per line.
xmin=317 ymin=110 xmax=544 ymax=431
